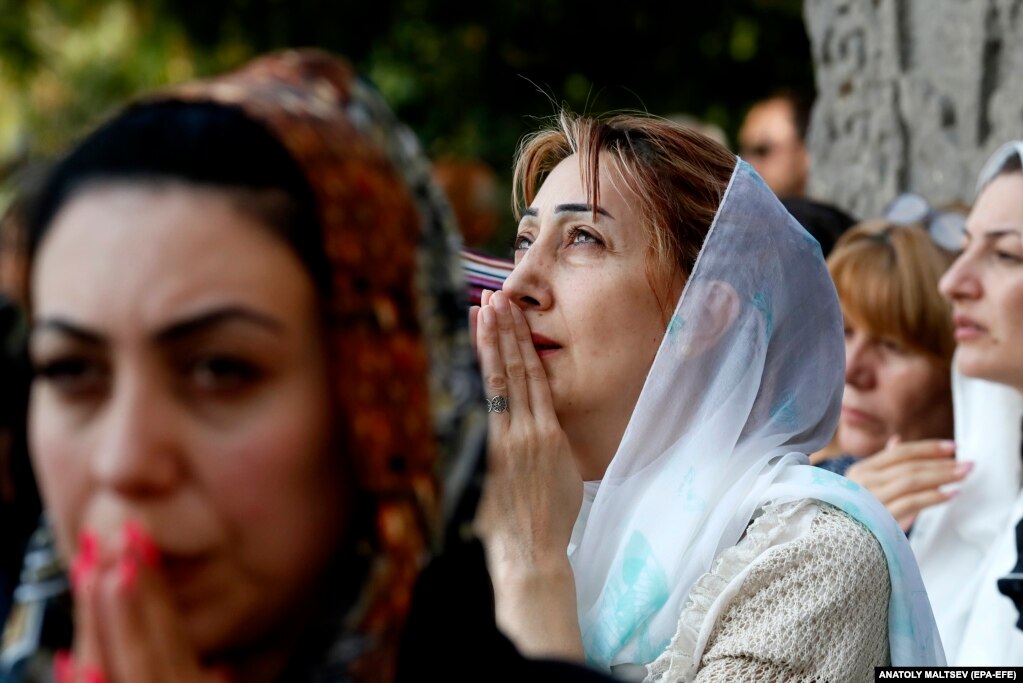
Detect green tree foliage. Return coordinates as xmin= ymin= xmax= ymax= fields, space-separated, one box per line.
xmin=0 ymin=0 xmax=811 ymax=249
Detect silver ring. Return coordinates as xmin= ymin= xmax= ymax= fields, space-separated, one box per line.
xmin=486 ymin=395 xmax=508 ymax=414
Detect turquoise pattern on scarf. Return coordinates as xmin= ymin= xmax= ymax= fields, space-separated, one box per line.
xmin=751 ymin=291 xmax=774 ymax=338
xmin=583 ymin=531 xmax=670 ymax=668
xmin=676 ymin=466 xmax=708 ymax=513
xmin=770 ymin=390 xmax=798 ymax=428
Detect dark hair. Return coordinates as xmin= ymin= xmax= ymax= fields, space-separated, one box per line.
xmin=770 ymin=89 xmax=814 ymax=142
xmin=25 ymin=101 xmax=330 ymax=294
xmin=514 ymin=112 xmax=736 ymax=310
xmin=781 ymin=197 xmax=856 ymax=256
xmin=0 ymin=293 xmax=37 ymax=615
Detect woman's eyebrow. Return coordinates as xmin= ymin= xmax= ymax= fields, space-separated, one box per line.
xmin=31 ymin=319 xmax=106 ymax=346
xmin=982 ymin=227 xmax=1023 ymax=237
xmin=154 ymin=307 xmax=284 ymax=344
xmin=520 ymin=204 xmax=615 ymax=222
xmin=31 ymin=308 xmax=284 ymax=348
xmin=555 ymin=203 xmax=614 ymax=219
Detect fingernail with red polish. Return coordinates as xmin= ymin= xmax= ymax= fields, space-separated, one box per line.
xmin=81 ymin=666 xmax=108 ymax=683
xmin=70 ymin=530 xmax=98 ymax=593
xmin=53 ymin=649 xmax=74 ymax=683
xmin=123 ymin=520 xmax=159 ymax=568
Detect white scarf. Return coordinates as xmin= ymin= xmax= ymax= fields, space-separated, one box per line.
xmin=568 ymin=160 xmax=944 ymax=672
xmin=910 ymin=368 xmax=1023 ymax=664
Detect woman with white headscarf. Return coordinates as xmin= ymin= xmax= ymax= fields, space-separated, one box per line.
xmin=471 ymin=112 xmax=943 ymax=681
xmin=911 ymin=141 xmax=1023 ymax=665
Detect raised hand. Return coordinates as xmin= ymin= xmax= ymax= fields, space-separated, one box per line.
xmin=845 ymin=435 xmax=971 ymax=531
xmin=470 ymin=289 xmax=584 ymax=661
xmin=57 ymin=522 xmax=230 ymax=683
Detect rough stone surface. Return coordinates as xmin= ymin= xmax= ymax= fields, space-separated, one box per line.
xmin=805 ymin=0 xmax=1023 ymax=219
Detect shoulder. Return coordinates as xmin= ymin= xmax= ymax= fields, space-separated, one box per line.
xmin=746 ymin=499 xmax=889 ymax=588
xmin=647 ymin=500 xmax=890 ymax=683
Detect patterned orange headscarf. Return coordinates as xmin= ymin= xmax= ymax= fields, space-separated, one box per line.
xmin=1 ymin=49 xmax=480 ymax=682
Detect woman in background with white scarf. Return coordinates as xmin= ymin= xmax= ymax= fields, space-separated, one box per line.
xmin=912 ymin=141 xmax=1023 ymax=665
xmin=471 ymin=113 xmax=943 ymax=681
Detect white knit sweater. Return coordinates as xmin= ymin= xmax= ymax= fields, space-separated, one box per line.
xmin=640 ymin=499 xmax=891 ymax=683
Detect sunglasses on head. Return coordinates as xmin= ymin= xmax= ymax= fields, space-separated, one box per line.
xmin=882 ymin=192 xmax=965 ymax=251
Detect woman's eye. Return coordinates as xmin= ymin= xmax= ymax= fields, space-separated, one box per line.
xmin=188 ymin=356 xmax=262 ymax=392
xmin=33 ymin=357 xmax=108 ymax=396
xmin=513 ymin=234 xmax=533 ymax=251
xmin=879 ymin=339 xmax=905 ymax=354
xmin=569 ymin=228 xmax=602 ymax=246
xmin=995 ymin=250 xmax=1023 ymax=264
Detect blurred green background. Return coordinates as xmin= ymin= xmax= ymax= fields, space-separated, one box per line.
xmin=0 ymin=0 xmax=812 ymax=251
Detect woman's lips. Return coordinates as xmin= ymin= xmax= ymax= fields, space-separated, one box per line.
xmin=531 ymin=332 xmax=562 ymax=358
xmin=841 ymin=406 xmax=879 ymax=427
xmin=953 ymin=314 xmax=987 ymax=342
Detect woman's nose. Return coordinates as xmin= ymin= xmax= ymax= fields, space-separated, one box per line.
xmin=939 ymin=252 xmax=982 ymax=302
xmin=844 ymin=338 xmax=877 ymax=391
xmin=501 ymin=249 xmax=553 ymax=310
xmin=92 ymin=375 xmax=183 ymax=497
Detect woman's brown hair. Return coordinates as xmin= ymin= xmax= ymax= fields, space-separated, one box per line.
xmin=513 ymin=111 xmax=736 ymax=309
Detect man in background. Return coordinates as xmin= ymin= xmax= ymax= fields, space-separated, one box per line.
xmin=739 ymin=90 xmax=812 ymax=198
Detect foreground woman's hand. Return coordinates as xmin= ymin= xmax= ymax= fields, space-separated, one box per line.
xmin=845 ymin=436 xmax=971 ymax=531
xmin=471 ymin=289 xmax=585 ymax=661
xmin=57 ymin=522 xmax=230 ymax=683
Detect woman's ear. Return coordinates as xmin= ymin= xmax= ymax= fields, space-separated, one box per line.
xmin=675 ymin=280 xmax=740 ymax=358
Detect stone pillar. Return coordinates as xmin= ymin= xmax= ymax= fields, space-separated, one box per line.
xmin=804 ymin=0 xmax=1023 ymax=219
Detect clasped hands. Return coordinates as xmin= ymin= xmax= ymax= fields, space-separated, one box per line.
xmin=470 ymin=289 xmax=585 ymax=661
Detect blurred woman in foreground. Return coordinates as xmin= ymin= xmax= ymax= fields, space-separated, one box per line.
xmin=0 ymin=50 xmax=478 ymax=683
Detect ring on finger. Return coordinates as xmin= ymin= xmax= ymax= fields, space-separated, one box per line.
xmin=486 ymin=395 xmax=509 ymax=414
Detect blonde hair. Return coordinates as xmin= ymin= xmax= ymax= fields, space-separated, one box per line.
xmin=513 ymin=111 xmax=736 ymax=308
xmin=828 ymin=220 xmax=955 ymax=361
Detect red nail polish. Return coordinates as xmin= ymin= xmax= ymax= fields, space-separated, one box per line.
xmin=81 ymin=666 xmax=108 ymax=683
xmin=122 ymin=520 xmax=159 ymax=568
xmin=70 ymin=530 xmax=98 ymax=593
xmin=78 ymin=530 xmax=98 ymax=562
xmin=53 ymin=650 xmax=74 ymax=683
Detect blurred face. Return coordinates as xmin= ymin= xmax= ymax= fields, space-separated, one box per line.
xmin=738 ymin=98 xmax=808 ymax=198
xmin=29 ymin=184 xmax=346 ymax=657
xmin=838 ymin=316 xmax=952 ymax=456
xmin=503 ymin=155 xmax=678 ymax=478
xmin=940 ymin=172 xmax=1023 ymax=391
